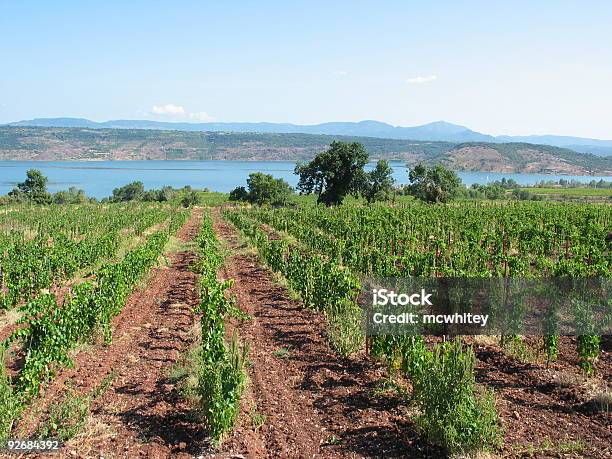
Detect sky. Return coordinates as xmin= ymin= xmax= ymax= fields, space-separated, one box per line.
xmin=1 ymin=0 xmax=611 ymax=139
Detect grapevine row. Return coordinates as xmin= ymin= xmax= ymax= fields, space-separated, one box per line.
xmin=193 ymin=212 xmax=246 ymax=445
xmin=223 ymin=209 xmax=503 ymax=453
xmin=0 ymin=204 xmax=179 ymax=309
xmin=0 ymin=210 xmax=188 ymax=440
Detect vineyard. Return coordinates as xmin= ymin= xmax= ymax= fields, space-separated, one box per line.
xmin=222 ymin=200 xmax=611 ymax=456
xmin=0 ymin=200 xmax=610 ymax=457
xmin=0 ymin=204 xmax=188 ymax=441
xmin=224 ymin=202 xmax=610 ymax=367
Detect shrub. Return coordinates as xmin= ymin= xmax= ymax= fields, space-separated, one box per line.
xmin=181 ymin=191 xmax=200 ymax=208
xmin=325 ymin=299 xmax=364 ymax=357
xmin=228 ymin=186 xmax=248 ymax=202
xmin=0 ymin=349 xmax=20 ymax=442
xmin=411 ymin=339 xmax=501 ymax=454
xmin=53 ymin=186 xmax=88 ymax=204
xmin=195 ymin=214 xmax=247 ymax=445
xmin=197 ymin=331 xmax=247 ymax=445
xmin=111 ymin=181 xmax=145 ymax=202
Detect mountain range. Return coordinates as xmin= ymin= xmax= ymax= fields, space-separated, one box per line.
xmin=6 ymin=118 xmax=612 ymax=156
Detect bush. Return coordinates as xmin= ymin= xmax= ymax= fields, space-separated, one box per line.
xmin=247 ymin=173 xmax=293 ymax=206
xmin=411 ymin=339 xmax=501 ymax=454
xmin=465 ymin=183 xmax=505 ymax=200
xmin=195 ymin=215 xmax=247 ymax=445
xmin=197 ymin=331 xmax=247 ymax=445
xmin=0 ymin=349 xmax=20 ymax=442
xmin=229 ymin=174 xmax=293 ymax=206
xmin=111 ymin=181 xmax=145 ymax=202
xmin=53 ymin=186 xmax=87 ymax=204
xmin=229 ymin=186 xmax=248 ymax=202
xmin=325 ymin=299 xmax=365 ymax=357
xmin=512 ymin=188 xmax=543 ymax=201
xmin=180 ymin=191 xmax=200 ymax=208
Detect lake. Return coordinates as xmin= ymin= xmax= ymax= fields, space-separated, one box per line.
xmin=1 ymin=160 xmax=611 ymax=199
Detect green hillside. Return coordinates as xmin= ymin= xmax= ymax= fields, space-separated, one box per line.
xmin=0 ymin=126 xmax=610 ymax=175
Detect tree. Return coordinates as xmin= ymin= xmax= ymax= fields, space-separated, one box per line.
xmin=362 ymin=159 xmax=395 ymax=203
xmin=228 ymin=186 xmax=248 ymax=202
xmin=496 ymin=178 xmax=519 ymax=189
xmin=406 ymin=164 xmax=462 ymax=203
xmin=295 ymin=141 xmax=368 ymax=206
xmin=111 ymin=181 xmax=145 ymax=202
xmin=8 ymin=169 xmax=52 ymax=204
xmin=228 ymin=174 xmax=292 ymax=206
xmin=483 ymin=184 xmax=504 ymax=200
xmin=246 ymin=173 xmax=292 ymax=206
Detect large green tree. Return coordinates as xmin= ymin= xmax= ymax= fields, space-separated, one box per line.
xmin=407 ymin=163 xmax=462 ymax=203
xmin=362 ymin=159 xmax=396 ymax=203
xmin=295 ymin=141 xmax=368 ymax=206
xmin=247 ymin=172 xmax=293 ymax=205
xmin=8 ymin=169 xmax=52 ymax=204
xmin=229 ymin=173 xmax=293 ymax=206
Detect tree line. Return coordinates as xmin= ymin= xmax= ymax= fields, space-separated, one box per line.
xmin=1 ymin=171 xmax=202 ymax=207
xmin=230 ymin=140 xmax=464 ymax=206
xmin=5 ymin=141 xmax=602 ymax=208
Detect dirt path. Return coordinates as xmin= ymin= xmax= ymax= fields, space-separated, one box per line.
xmin=10 ymin=208 xmax=205 ymax=459
xmin=211 ymin=211 xmax=437 ymax=459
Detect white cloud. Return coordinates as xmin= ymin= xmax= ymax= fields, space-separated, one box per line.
xmin=151 ymin=104 xmax=215 ymax=122
xmin=152 ymin=104 xmax=186 ymax=116
xmin=188 ymin=111 xmax=215 ymax=122
xmin=405 ymin=75 xmax=438 ymax=84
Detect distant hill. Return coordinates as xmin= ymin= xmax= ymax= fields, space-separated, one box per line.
xmin=0 ymin=126 xmax=453 ymax=162
xmin=443 ymin=143 xmax=611 ymax=175
xmin=6 ymin=118 xmax=492 ymax=142
xmin=1 ymin=126 xmax=610 ymax=175
xmin=6 ymin=117 xmax=612 ymax=155
xmin=496 ymin=135 xmax=612 ymax=156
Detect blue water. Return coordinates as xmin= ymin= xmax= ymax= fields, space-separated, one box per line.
xmin=1 ymin=160 xmax=610 ymax=199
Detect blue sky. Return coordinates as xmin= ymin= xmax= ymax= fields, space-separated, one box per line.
xmin=1 ymin=0 xmax=611 ymax=138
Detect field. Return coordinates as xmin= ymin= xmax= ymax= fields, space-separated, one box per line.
xmin=519 ymin=187 xmax=612 ymax=197
xmin=0 ymin=200 xmax=610 ymax=458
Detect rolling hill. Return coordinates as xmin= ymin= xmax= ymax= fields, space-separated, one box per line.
xmin=6 ymin=117 xmax=612 ymax=155
xmin=1 ymin=126 xmax=610 ymax=175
